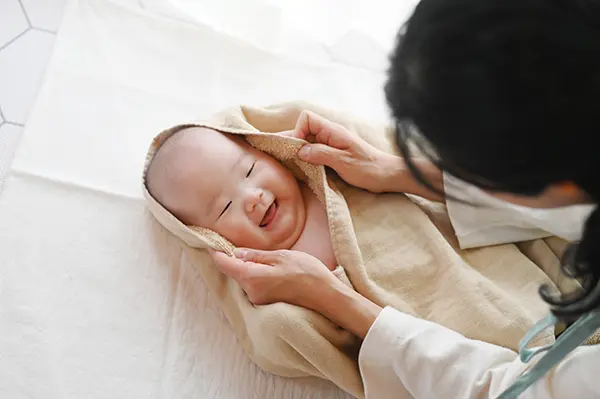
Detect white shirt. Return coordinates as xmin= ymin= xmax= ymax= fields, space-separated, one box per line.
xmin=358 ymin=175 xmax=598 ymax=399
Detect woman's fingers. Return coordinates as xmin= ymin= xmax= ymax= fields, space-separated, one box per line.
xmin=292 ymin=110 xmax=319 ymax=141
xmin=277 ymin=130 xmax=300 ymax=138
xmin=210 ymin=250 xmax=268 ymax=280
xmin=297 ymin=143 xmax=349 ymax=169
xmin=294 ymin=110 xmax=353 ymax=149
xmin=209 ymin=250 xmax=244 ymax=278
xmin=234 ymin=248 xmax=287 ymax=265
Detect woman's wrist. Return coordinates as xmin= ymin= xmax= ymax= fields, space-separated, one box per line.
xmin=379 ymin=153 xmax=445 ymax=202
xmin=310 ymin=279 xmax=382 ymax=339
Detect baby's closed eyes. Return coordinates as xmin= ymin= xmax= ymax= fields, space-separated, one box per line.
xmin=219 ymin=160 xmax=257 ymax=220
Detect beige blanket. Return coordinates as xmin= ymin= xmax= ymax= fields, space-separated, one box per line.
xmin=142 ymin=101 xmax=557 ymax=398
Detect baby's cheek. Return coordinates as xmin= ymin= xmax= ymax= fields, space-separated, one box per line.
xmin=218 ymin=222 xmax=265 ymax=249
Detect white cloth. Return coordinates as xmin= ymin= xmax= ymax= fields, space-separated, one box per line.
xmin=443 ymin=174 xmax=594 ymax=249
xmin=360 ymin=307 xmax=599 ymax=399
xmin=1 ymin=1 xmax=420 ymax=398
xmin=358 ymin=175 xmax=599 ymax=398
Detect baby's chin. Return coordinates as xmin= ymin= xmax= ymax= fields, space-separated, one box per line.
xmin=231 ymin=234 xmax=295 ymax=251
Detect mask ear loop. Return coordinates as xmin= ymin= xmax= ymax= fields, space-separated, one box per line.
xmin=496 ymin=282 xmax=600 ymax=399
xmin=517 ymin=313 xmax=558 ymax=363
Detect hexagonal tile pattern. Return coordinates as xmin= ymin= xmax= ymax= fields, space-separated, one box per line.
xmin=21 ymin=0 xmax=70 ymax=32
xmin=0 ymin=1 xmax=68 ymax=195
xmin=0 ymin=29 xmax=56 ymax=125
xmin=0 ymin=0 xmax=29 ymax=49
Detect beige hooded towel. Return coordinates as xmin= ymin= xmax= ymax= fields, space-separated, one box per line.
xmin=142 ymin=101 xmax=559 ymax=398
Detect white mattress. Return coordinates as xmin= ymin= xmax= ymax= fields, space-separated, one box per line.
xmin=0 ymin=0 xmax=417 ymax=397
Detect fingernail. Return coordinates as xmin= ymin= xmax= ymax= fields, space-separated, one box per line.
xmin=233 ymin=249 xmax=247 ymax=259
xmin=298 ymin=145 xmax=311 ymax=159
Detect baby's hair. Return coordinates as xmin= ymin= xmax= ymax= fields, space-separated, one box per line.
xmin=145 ymin=129 xmax=185 ymax=201
xmin=145 ymin=127 xmax=245 ymax=225
xmin=145 ymin=127 xmax=206 ymax=225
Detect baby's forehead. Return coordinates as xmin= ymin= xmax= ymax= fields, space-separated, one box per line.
xmin=176 ymin=126 xmax=225 ymax=146
xmin=171 ymin=128 xmax=253 ymax=182
xmin=175 ymin=127 xmax=247 ymax=153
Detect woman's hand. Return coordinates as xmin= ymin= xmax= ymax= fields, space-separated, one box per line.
xmin=210 ymin=248 xmax=383 ymax=338
xmin=287 ymin=110 xmax=445 ymax=201
xmin=287 ymin=110 xmax=400 ymax=193
xmin=210 ymin=248 xmax=339 ymax=310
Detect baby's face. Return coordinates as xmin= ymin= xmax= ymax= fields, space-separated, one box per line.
xmin=166 ymin=128 xmax=306 ymax=250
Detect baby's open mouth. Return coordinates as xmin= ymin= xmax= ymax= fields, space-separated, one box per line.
xmin=259 ymin=200 xmax=278 ymax=228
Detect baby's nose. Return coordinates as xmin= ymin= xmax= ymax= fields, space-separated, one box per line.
xmin=243 ymin=188 xmax=263 ymax=214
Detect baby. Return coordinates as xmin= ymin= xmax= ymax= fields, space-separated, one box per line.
xmin=145 ymin=127 xmax=338 ymax=270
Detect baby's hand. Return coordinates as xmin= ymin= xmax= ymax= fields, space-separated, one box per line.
xmin=209 ymin=248 xmax=339 ymax=310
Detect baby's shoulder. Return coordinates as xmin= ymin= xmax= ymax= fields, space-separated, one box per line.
xmin=292 ymin=191 xmax=337 ymax=270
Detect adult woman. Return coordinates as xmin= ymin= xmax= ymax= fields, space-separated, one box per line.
xmin=212 ymin=0 xmax=600 ymax=397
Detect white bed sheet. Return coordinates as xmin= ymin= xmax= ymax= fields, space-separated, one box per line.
xmin=0 ymin=0 xmax=416 ymax=397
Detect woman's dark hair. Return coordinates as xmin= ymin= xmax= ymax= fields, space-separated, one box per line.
xmin=385 ymin=0 xmax=600 ymax=320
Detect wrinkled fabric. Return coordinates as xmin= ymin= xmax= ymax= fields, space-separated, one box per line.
xmin=142 ymin=101 xmax=557 ymax=398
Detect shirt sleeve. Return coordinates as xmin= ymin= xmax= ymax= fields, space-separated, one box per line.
xmin=359 ymin=306 xmax=600 ymax=399
xmin=443 ymin=173 xmax=594 ymax=249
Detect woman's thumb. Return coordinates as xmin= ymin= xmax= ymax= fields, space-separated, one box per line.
xmin=298 ymin=143 xmax=346 ymax=168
